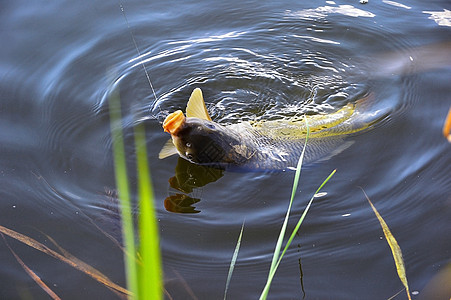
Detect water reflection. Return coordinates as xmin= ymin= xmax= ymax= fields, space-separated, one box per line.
xmin=164 ymin=157 xmax=224 ymax=213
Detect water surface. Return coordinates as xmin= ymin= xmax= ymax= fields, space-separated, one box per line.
xmin=1 ymin=0 xmax=450 ymax=299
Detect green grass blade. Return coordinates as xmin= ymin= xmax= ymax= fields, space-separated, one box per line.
xmin=260 ymin=169 xmax=335 ymax=300
xmin=224 ymin=221 xmax=245 ymax=300
xmin=108 ymin=87 xmax=138 ymax=298
xmin=361 ymin=189 xmax=411 ymax=300
xmin=274 ymin=169 xmax=336 ymax=271
xmin=134 ymin=122 xmax=163 ymax=300
xmin=260 ymin=116 xmax=310 ymax=300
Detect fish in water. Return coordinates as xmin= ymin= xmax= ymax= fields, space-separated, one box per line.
xmin=159 ymin=88 xmax=381 ymax=171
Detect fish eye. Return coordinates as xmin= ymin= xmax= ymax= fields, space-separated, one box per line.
xmin=186 ymin=142 xmax=191 ymax=148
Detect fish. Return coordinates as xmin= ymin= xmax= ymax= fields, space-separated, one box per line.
xmin=159 ymin=88 xmax=381 ymax=171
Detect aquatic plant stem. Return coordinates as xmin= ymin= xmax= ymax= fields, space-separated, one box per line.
xmin=108 ymin=87 xmax=138 ymax=299
xmin=0 ymin=225 xmax=130 ymax=295
xmin=2 ymin=234 xmax=61 ymax=300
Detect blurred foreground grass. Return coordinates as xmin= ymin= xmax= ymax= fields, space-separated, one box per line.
xmin=109 ymin=87 xmax=162 ymax=299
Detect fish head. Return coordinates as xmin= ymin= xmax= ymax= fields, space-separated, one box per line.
xmin=163 ymin=110 xmax=239 ymax=165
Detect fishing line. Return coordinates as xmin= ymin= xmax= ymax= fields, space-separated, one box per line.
xmin=118 ymin=1 xmax=159 ymax=112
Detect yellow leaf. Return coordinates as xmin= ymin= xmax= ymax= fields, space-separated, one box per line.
xmin=361 ymin=189 xmax=412 ymax=300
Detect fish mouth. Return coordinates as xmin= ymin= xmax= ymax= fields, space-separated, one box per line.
xmin=163 ymin=110 xmax=186 ymax=135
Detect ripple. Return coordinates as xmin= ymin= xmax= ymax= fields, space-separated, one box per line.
xmin=1 ymin=1 xmax=449 ymax=299
xmin=4 ymin=0 xmax=421 ymax=228
xmin=287 ymin=4 xmax=376 ymax=19
xmin=92 ymin=6 xmax=422 ymax=138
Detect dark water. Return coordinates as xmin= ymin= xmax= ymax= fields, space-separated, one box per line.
xmin=1 ymin=0 xmax=450 ymax=299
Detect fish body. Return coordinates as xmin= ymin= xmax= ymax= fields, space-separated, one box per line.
xmin=160 ymin=88 xmax=378 ymax=171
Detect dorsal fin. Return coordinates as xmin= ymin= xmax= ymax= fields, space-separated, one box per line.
xmin=158 ymin=139 xmax=179 ymax=159
xmin=186 ymin=88 xmax=212 ymax=121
